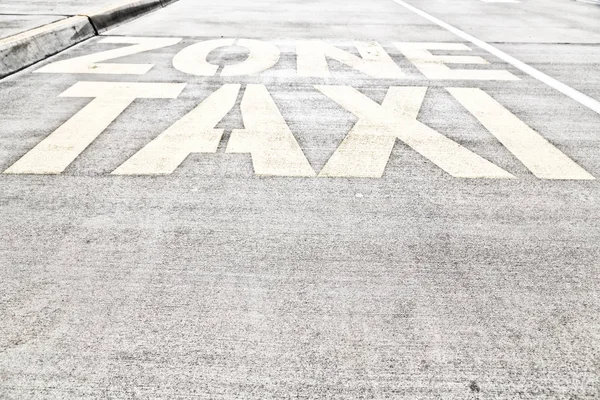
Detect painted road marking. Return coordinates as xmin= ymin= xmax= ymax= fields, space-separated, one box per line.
xmin=5 ymin=82 xmax=593 ymax=179
xmin=172 ymin=38 xmax=281 ymax=76
xmin=480 ymin=0 xmax=520 ymax=3
xmin=222 ymin=39 xmax=281 ymax=76
xmin=113 ymin=84 xmax=241 ymax=175
xmin=4 ymin=82 xmax=186 ymax=174
xmin=395 ymin=42 xmax=518 ymax=80
xmin=115 ymin=83 xmax=314 ymax=176
xmin=35 ymin=37 xmax=182 ymax=75
xmin=391 ymin=0 xmax=600 ymax=116
xmin=226 ymin=84 xmax=316 ymax=177
xmin=316 ymin=85 xmax=514 ymax=178
xmin=448 ymin=88 xmax=594 ymax=180
xmin=33 ymin=37 xmax=520 ymax=80
xmin=296 ymin=41 xmax=406 ymax=78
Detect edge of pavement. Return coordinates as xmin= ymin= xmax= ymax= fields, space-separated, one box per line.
xmin=0 ymin=0 xmax=178 ymax=79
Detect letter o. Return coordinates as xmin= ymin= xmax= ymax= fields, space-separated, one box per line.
xmin=173 ymin=38 xmax=280 ymax=76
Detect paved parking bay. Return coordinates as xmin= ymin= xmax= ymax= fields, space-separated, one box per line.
xmin=1 ymin=0 xmax=599 ymax=398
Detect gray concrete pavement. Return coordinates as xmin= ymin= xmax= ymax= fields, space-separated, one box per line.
xmin=405 ymin=0 xmax=600 ymax=43
xmin=1 ymin=0 xmax=599 ymax=399
xmin=404 ymin=0 xmax=600 ymax=101
xmin=0 ymin=1 xmax=123 ymax=40
xmin=0 ymin=0 xmax=119 ymax=14
xmin=0 ymin=15 xmax=63 ymax=39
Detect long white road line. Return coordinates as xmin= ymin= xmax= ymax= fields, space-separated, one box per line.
xmin=391 ymin=0 xmax=600 ymax=116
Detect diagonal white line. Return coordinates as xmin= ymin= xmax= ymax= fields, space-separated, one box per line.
xmin=391 ymin=0 xmax=600 ymax=116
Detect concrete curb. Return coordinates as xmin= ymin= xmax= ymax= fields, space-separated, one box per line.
xmin=81 ymin=0 xmax=163 ymax=33
xmin=0 ymin=0 xmax=178 ymax=79
xmin=0 ymin=16 xmax=95 ymax=79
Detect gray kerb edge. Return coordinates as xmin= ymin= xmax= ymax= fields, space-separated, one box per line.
xmin=0 ymin=0 xmax=178 ymax=79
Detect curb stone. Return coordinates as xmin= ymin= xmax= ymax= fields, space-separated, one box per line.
xmin=0 ymin=0 xmax=178 ymax=79
xmin=81 ymin=0 xmax=163 ymax=33
xmin=0 ymin=16 xmax=95 ymax=79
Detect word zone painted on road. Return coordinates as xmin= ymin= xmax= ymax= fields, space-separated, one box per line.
xmin=4 ymin=37 xmax=594 ymax=179
xmin=32 ymin=37 xmax=521 ymax=80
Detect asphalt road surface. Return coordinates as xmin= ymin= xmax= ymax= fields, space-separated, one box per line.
xmin=1 ymin=0 xmax=600 ymax=398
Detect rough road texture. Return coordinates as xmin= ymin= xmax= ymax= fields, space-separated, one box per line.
xmin=1 ymin=0 xmax=599 ymax=398
xmin=0 ymin=0 xmax=123 ymax=39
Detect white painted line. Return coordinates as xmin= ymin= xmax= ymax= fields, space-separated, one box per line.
xmin=227 ymin=84 xmax=316 ymax=177
xmin=113 ymin=84 xmax=241 ymax=175
xmin=316 ymin=85 xmax=514 ymax=178
xmin=36 ymin=37 xmax=182 ymax=75
xmin=394 ymin=42 xmax=518 ymax=80
xmin=390 ymin=0 xmax=600 ymax=116
xmin=296 ymin=40 xmax=406 ymax=78
xmin=577 ymin=0 xmax=600 ymax=5
xmin=173 ymin=38 xmax=281 ymax=76
xmin=4 ymin=82 xmax=186 ymax=174
xmin=221 ymin=39 xmax=281 ymax=76
xmin=448 ymin=88 xmax=594 ymax=180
